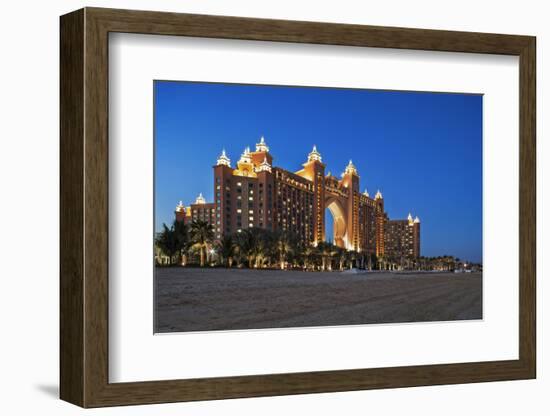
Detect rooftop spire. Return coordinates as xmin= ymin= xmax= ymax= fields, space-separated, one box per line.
xmin=307 ymin=145 xmax=322 ymax=162
xmin=238 ymin=146 xmax=252 ymax=164
xmin=216 ymin=148 xmax=231 ymax=167
xmin=175 ymin=200 xmax=184 ymax=212
xmin=256 ymin=155 xmax=272 ymax=173
xmin=363 ymin=188 xmax=369 ymax=197
xmin=344 ymin=159 xmax=358 ymax=176
xmin=375 ymin=190 xmax=383 ymax=200
xmin=255 ymin=135 xmax=269 ymax=152
xmin=195 ymin=193 xmax=206 ymax=204
xmin=414 ymin=216 xmax=421 ymax=224
xmin=408 ymin=212 xmax=414 ymax=225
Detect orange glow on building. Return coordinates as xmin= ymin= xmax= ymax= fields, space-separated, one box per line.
xmin=175 ymin=136 xmax=420 ymax=257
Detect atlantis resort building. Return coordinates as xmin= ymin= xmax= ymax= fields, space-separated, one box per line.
xmin=175 ymin=136 xmax=421 ymax=258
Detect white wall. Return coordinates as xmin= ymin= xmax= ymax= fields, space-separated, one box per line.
xmin=0 ymin=0 xmax=545 ymax=414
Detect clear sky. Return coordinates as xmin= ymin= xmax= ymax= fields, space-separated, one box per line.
xmin=155 ymin=81 xmax=482 ymax=263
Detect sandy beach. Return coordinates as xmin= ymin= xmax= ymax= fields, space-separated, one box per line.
xmin=155 ymin=267 xmax=482 ymax=333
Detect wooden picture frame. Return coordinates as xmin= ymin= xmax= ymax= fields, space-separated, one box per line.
xmin=60 ymin=7 xmax=536 ymax=408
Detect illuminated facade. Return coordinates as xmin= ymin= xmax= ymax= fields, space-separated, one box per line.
xmin=175 ymin=136 xmax=421 ymax=257
xmin=175 ymin=193 xmax=216 ymax=225
xmin=384 ymin=213 xmax=421 ymax=258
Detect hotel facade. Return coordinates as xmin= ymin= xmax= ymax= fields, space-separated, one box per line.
xmin=176 ymin=137 xmax=421 ymax=258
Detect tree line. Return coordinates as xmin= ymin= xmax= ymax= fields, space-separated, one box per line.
xmin=155 ymin=219 xmax=472 ymax=271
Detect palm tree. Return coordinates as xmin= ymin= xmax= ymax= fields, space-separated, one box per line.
xmin=266 ymin=231 xmax=275 ymax=268
xmin=155 ymin=223 xmax=179 ymax=264
xmin=189 ymin=220 xmax=214 ymax=267
xmin=301 ymin=244 xmax=317 ymax=270
xmin=316 ymin=242 xmax=332 ymax=271
xmin=447 ymin=256 xmax=456 ymax=271
xmin=173 ymin=220 xmax=188 ymax=265
xmin=234 ymin=228 xmax=259 ymax=268
xmin=264 ymin=229 xmax=281 ymax=268
xmin=358 ymin=251 xmax=367 ymax=270
xmin=216 ymin=235 xmax=236 ymax=267
xmin=378 ymin=255 xmax=386 ymax=271
xmin=275 ymin=230 xmax=296 ymax=270
xmin=331 ymin=246 xmax=343 ymax=271
xmin=348 ymin=250 xmax=358 ymax=270
xmin=251 ymin=228 xmax=270 ymax=268
xmin=369 ymin=253 xmax=377 ymax=271
xmin=327 ymin=244 xmax=340 ymax=271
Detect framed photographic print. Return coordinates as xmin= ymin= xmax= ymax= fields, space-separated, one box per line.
xmin=60 ymin=7 xmax=536 ymax=408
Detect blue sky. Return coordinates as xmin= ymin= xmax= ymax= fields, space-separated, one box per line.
xmin=155 ymin=81 xmax=482 ymax=263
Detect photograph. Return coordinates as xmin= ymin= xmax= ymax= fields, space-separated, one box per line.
xmin=50 ymin=4 xmax=539 ymax=410
xmin=153 ymin=80 xmax=483 ymax=333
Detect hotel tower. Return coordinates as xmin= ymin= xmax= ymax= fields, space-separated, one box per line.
xmin=176 ymin=136 xmax=420 ymax=258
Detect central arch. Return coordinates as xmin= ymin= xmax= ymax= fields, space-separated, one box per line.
xmin=325 ymin=198 xmax=347 ymax=248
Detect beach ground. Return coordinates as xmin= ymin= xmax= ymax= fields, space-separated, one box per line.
xmin=155 ymin=267 xmax=482 ymax=333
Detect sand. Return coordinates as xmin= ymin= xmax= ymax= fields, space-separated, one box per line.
xmin=154 ymin=267 xmax=482 ymax=333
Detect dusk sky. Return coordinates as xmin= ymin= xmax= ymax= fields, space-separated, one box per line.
xmin=154 ymin=81 xmax=482 ymax=263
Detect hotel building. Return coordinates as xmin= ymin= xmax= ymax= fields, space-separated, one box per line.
xmin=175 ymin=136 xmax=421 ymax=258
xmin=384 ymin=214 xmax=421 ymax=258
